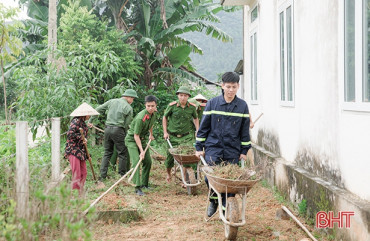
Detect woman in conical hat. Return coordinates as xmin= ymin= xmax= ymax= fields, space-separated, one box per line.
xmin=65 ymin=103 xmax=99 ymax=196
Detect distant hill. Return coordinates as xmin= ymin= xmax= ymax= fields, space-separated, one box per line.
xmin=182 ymin=9 xmax=243 ymax=82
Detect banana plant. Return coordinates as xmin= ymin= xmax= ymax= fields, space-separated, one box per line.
xmin=122 ymin=0 xmax=232 ymax=87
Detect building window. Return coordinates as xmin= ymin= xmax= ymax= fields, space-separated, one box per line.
xmin=344 ymin=0 xmax=370 ymax=110
xmin=279 ymin=3 xmax=294 ymax=105
xmin=250 ymin=32 xmax=257 ymax=102
xmin=249 ymin=3 xmax=258 ymax=104
xmin=251 ymin=6 xmax=258 ymax=23
xmin=344 ymin=0 xmax=356 ymax=102
xmin=362 ymin=0 xmax=370 ymax=102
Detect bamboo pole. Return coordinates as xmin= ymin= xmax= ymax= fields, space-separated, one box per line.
xmin=82 ymin=168 xmax=134 ymax=216
xmin=253 ymin=112 xmax=263 ymax=124
xmin=79 ymin=128 xmax=97 ymax=181
xmin=281 ymin=206 xmax=318 ymax=241
xmin=90 ymin=124 xmax=104 ymax=133
xmin=128 ymin=140 xmax=152 ymax=183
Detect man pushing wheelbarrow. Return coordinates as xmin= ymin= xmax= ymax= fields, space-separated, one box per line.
xmin=195 ymin=72 xmax=253 ymax=239
xmin=163 ymin=86 xmax=199 ymax=184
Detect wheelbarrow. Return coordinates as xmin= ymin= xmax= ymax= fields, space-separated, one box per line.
xmin=167 ymin=139 xmax=202 ymax=195
xmin=200 ymin=156 xmax=259 ymax=240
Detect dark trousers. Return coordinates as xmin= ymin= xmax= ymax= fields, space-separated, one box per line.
xmin=100 ymin=126 xmax=128 ymax=178
xmin=205 ymin=155 xmax=239 ymax=207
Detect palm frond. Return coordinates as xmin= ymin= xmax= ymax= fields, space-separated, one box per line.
xmin=154 ymin=67 xmax=202 ymax=83
xmin=155 ymin=20 xmax=232 ymax=43
xmin=170 ymin=36 xmax=203 ymax=54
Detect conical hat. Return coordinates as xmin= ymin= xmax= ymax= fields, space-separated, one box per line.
xmin=194 ymin=94 xmax=207 ymax=101
xmin=70 ymin=103 xmax=100 ymax=117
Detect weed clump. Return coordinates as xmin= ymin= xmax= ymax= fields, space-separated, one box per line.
xmin=211 ymin=163 xmax=258 ymax=180
xmin=169 ymin=146 xmax=196 ymax=156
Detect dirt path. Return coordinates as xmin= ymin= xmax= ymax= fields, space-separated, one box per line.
xmin=91 ymin=161 xmax=327 ymax=241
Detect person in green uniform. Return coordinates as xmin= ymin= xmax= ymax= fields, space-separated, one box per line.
xmin=125 ymin=95 xmax=157 ymax=196
xmin=163 ymin=86 xmax=199 ymax=183
xmin=188 ymin=94 xmax=208 ymax=124
xmin=88 ymin=89 xmax=138 ymax=180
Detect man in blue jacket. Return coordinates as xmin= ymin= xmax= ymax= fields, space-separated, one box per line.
xmin=195 ymin=72 xmax=251 ymax=217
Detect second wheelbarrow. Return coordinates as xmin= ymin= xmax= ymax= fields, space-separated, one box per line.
xmin=167 ymin=139 xmax=202 ymax=195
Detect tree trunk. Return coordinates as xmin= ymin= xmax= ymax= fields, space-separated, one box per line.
xmin=1 ymin=59 xmax=8 ymax=124
xmin=144 ymin=59 xmax=152 ymax=88
xmin=47 ymin=0 xmax=57 ymax=64
xmin=160 ymin=0 xmax=168 ymax=29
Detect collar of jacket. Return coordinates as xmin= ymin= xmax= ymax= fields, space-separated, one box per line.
xmin=176 ymin=100 xmax=190 ymax=107
xmin=219 ymin=94 xmax=239 ymax=106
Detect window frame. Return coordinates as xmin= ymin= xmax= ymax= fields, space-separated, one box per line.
xmin=278 ymin=0 xmax=295 ymax=107
xmin=342 ymin=0 xmax=370 ymax=112
xmin=249 ymin=3 xmax=259 ymax=105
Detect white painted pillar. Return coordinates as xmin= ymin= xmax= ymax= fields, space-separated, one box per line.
xmin=16 ymin=121 xmax=29 ymax=219
xmin=51 ymin=117 xmax=61 ymax=181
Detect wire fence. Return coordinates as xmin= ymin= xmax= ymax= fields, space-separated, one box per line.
xmin=0 ymin=116 xmax=70 ymax=164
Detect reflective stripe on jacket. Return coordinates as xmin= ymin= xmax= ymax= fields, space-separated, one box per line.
xmin=195 ymin=94 xmax=251 ymax=158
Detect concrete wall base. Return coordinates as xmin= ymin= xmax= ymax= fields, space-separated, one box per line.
xmin=253 ymin=144 xmax=370 ymax=241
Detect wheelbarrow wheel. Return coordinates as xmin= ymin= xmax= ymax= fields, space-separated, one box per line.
xmin=185 ymin=168 xmax=197 ymax=195
xmin=224 ymin=197 xmax=239 ymax=240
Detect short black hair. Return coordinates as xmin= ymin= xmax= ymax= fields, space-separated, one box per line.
xmin=145 ymin=95 xmax=157 ymax=103
xmin=222 ymin=72 xmax=240 ymax=83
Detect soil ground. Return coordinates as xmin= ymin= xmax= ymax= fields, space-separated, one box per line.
xmin=90 ymin=159 xmax=329 ymax=241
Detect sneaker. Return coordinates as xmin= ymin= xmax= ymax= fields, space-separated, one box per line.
xmin=141 ymin=185 xmax=151 ymax=190
xmin=135 ymin=188 xmax=145 ymax=196
xmin=207 ymin=201 xmax=218 ymax=217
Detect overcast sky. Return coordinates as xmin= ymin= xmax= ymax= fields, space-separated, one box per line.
xmin=1 ymin=0 xmax=28 ymax=20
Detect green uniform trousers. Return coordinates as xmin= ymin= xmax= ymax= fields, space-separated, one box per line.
xmin=100 ymin=126 xmax=128 ymax=178
xmin=125 ymin=140 xmax=152 ymax=187
xmin=165 ymin=133 xmax=195 ymax=169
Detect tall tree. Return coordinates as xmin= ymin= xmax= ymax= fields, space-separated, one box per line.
xmin=0 ymin=4 xmax=24 ymax=124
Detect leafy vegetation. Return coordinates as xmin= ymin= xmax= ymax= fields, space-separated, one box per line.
xmin=298 ymin=199 xmax=307 ymax=217
xmin=0 ymin=0 xmax=233 ymax=239
xmin=0 ymin=4 xmax=24 ymax=124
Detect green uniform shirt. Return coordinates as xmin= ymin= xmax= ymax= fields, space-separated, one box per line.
xmin=90 ymin=98 xmax=133 ymax=129
xmin=125 ymin=109 xmax=157 ymax=142
xmin=164 ymin=100 xmax=197 ymax=135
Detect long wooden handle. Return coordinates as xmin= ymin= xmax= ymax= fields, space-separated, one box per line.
xmin=128 ymin=139 xmax=152 ymax=183
xmin=79 ymin=128 xmax=97 ymax=181
xmin=82 ymin=168 xmax=134 ymax=216
xmin=253 ymin=113 xmax=264 ymax=124
xmin=91 ymin=124 xmax=105 ymax=133
xmin=281 ymin=206 xmax=318 ymax=241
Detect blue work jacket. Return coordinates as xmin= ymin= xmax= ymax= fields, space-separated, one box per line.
xmin=195 ymin=94 xmax=251 ymax=159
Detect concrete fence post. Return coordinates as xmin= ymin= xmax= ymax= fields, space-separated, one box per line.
xmin=51 ymin=117 xmax=61 ymax=181
xmin=16 ymin=121 xmax=29 ymax=219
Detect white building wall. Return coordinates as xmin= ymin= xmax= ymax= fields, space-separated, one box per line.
xmin=243 ymin=0 xmax=370 ymax=200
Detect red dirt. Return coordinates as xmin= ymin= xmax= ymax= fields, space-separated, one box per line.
xmin=91 ymin=161 xmax=328 ymax=241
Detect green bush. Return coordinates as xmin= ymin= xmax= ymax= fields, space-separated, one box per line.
xmin=11 ymin=1 xmax=142 ymax=135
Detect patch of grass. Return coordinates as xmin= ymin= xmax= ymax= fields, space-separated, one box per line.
xmin=315 ymin=188 xmax=331 ymax=212
xmin=260 ymin=179 xmax=269 ymax=188
xmin=272 ymin=186 xmax=286 ymax=204
xmin=298 ymin=199 xmax=307 ymax=217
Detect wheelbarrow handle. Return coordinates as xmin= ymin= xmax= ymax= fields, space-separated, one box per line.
xmin=166 ymin=138 xmax=173 ymax=149
xmin=200 ymin=155 xmax=208 ymax=166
